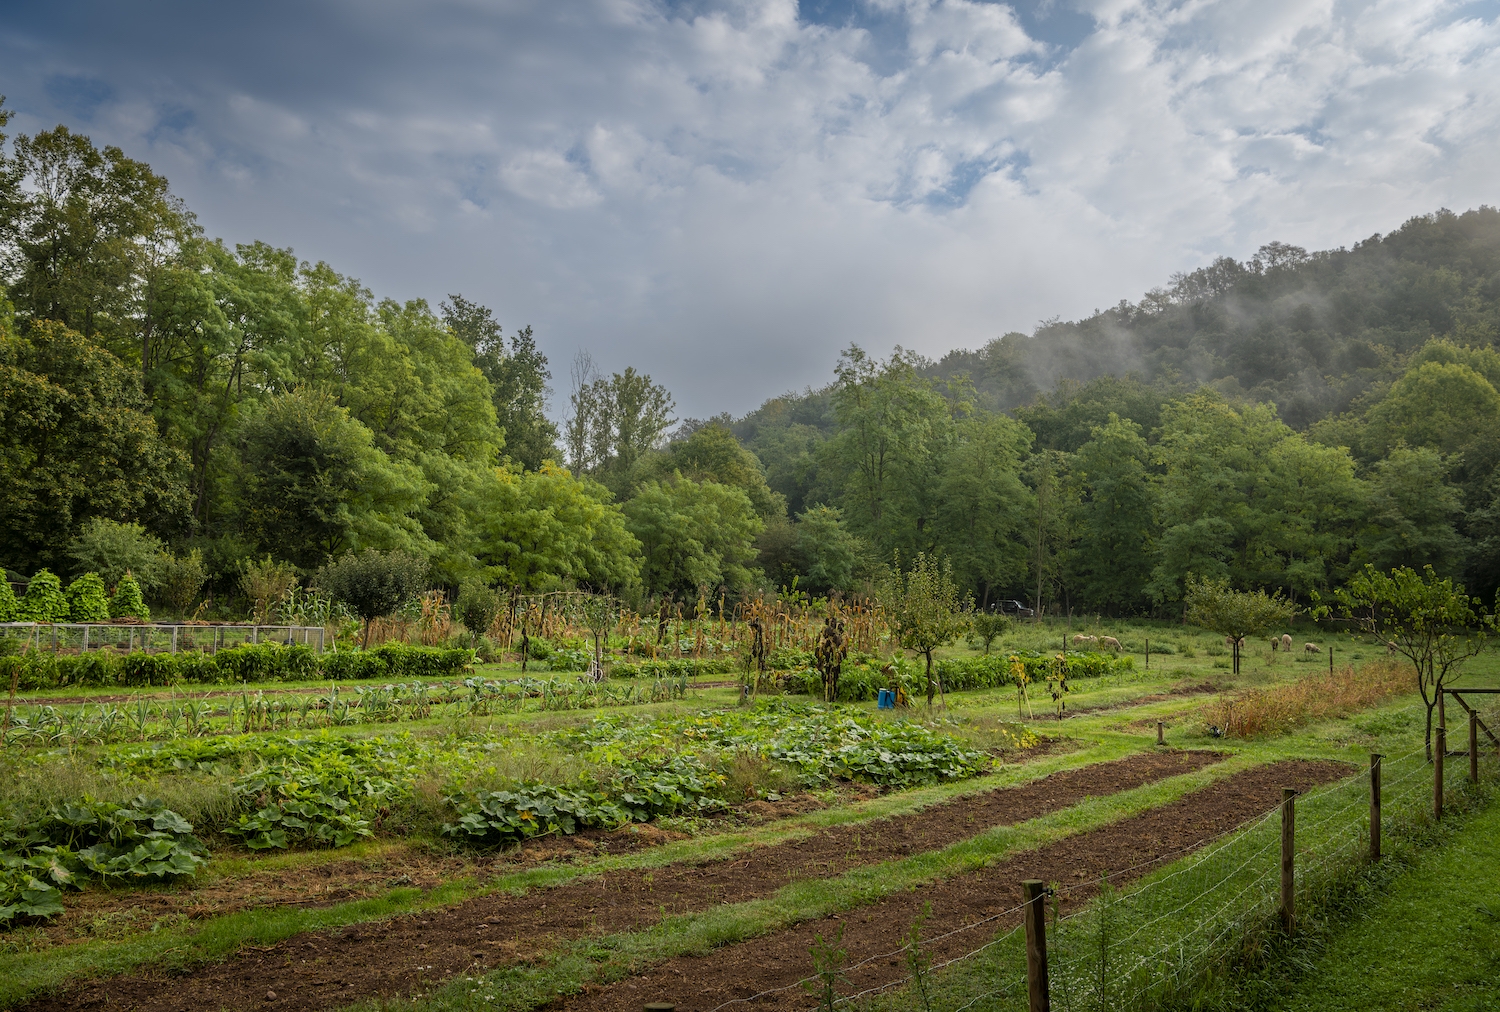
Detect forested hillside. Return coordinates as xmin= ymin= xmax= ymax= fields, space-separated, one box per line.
xmin=3 ymin=98 xmax=1498 ymax=617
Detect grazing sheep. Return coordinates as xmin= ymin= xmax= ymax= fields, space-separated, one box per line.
xmin=1387 ymin=640 xmax=1398 ymax=656
xmin=1072 ymin=633 xmax=1097 ymax=646
xmin=1281 ymin=634 xmax=1293 ymax=651
xmin=1224 ymin=636 xmax=1245 ymax=648
xmin=1270 ymin=636 xmax=1279 ymax=652
xmin=1099 ymin=636 xmax=1122 ymax=651
xmin=1303 ymin=642 xmax=1320 ymax=655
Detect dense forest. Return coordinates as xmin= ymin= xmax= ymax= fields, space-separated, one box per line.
xmin=3 ymin=98 xmax=1499 ymax=617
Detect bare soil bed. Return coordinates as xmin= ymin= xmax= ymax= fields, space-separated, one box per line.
xmin=19 ymin=749 xmax=1221 ymax=1012
xmin=559 ymin=758 xmax=1350 ymax=1012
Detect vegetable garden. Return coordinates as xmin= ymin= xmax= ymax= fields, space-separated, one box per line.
xmin=0 ymin=611 xmax=1495 ymax=1012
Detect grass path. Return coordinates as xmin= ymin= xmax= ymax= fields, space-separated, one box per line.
xmin=1275 ymin=798 xmax=1500 ymax=1012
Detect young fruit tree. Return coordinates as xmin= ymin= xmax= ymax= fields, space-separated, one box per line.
xmin=1329 ymin=565 xmax=1492 ymax=761
xmin=879 ymin=552 xmax=971 ymax=706
xmin=1184 ymin=576 xmax=1294 ymax=675
xmin=314 ymin=550 xmax=429 ymax=648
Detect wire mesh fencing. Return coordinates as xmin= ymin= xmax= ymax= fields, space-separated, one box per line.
xmin=792 ymin=735 xmax=1476 ymax=1012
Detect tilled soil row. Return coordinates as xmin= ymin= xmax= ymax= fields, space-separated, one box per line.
xmin=560 ymin=758 xmax=1351 ymax=1011
xmin=23 ymin=749 xmax=1220 ymax=1012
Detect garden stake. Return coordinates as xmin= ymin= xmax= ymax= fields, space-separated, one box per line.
xmin=1156 ymin=720 xmax=1164 ymax=745
xmin=1369 ymin=753 xmax=1382 ymax=861
xmin=1023 ymin=879 xmax=1050 ymax=1012
xmin=1280 ymin=788 xmax=1296 ymax=933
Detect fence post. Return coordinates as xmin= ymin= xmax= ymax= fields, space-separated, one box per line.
xmin=1370 ymin=753 xmax=1382 ymax=862
xmin=1023 ymin=879 xmax=1050 ymax=1012
xmin=1145 ymin=638 xmax=1149 ymax=670
xmin=1280 ymin=788 xmax=1296 ymax=933
xmin=1435 ymin=723 xmax=1446 ymax=820
xmin=1157 ymin=720 xmax=1164 ymax=745
xmin=172 ymin=626 xmax=178 ymax=654
xmin=1472 ymin=709 xmax=1480 ymax=785
xmin=82 ymin=625 xmax=89 ymax=653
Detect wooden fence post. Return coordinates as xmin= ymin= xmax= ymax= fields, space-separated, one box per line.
xmin=1435 ymin=723 xmax=1446 ymax=820
xmin=1145 ymin=638 xmax=1149 ymax=670
xmin=1157 ymin=721 xmax=1165 ymax=745
xmin=1472 ymin=709 xmax=1480 ymax=785
xmin=1023 ymin=879 xmax=1050 ymax=1012
xmin=1370 ymin=753 xmax=1382 ymax=862
xmin=1280 ymin=788 xmax=1296 ymax=933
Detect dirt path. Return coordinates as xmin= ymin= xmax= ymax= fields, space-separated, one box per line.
xmin=20 ymin=750 xmax=1222 ymax=1012
xmin=560 ymin=758 xmax=1350 ymax=1012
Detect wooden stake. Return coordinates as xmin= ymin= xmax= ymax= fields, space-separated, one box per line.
xmin=1472 ymin=709 xmax=1480 ymax=785
xmin=1435 ymin=723 xmax=1446 ymax=820
xmin=1023 ymin=879 xmax=1050 ymax=1012
xmin=1280 ymin=788 xmax=1296 ymax=933
xmin=1369 ymin=753 xmax=1382 ymax=862
xmin=1157 ymin=720 xmax=1165 ymax=745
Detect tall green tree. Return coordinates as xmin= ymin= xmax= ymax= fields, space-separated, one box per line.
xmin=1066 ymin=414 xmax=1156 ymax=613
xmin=623 ymin=476 xmax=762 ymax=597
xmin=235 ymin=387 xmax=428 ymax=569
xmin=1356 ymin=446 xmax=1466 ymax=575
xmin=0 ymin=321 xmax=188 ymax=572
xmin=931 ymin=413 xmax=1033 ymax=607
xmin=442 ymin=294 xmax=558 ymax=469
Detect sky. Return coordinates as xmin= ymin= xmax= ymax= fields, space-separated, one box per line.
xmin=3 ymin=0 xmax=1499 ymax=418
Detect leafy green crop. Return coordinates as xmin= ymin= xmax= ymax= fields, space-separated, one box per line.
xmin=0 ymin=796 xmax=207 ymax=926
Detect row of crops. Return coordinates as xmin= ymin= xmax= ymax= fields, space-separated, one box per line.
xmin=1 ymin=699 xmax=1007 ymax=926
xmin=783 ymin=650 xmax=1137 ymax=702
xmin=1 ymin=675 xmax=695 ymax=748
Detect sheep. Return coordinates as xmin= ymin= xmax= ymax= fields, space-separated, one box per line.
xmin=1071 ymin=633 xmax=1097 ymax=646
xmin=1303 ymin=642 xmax=1321 ymax=655
xmin=1270 ymin=636 xmax=1279 ymax=652
xmin=1224 ymin=636 xmax=1245 ymax=649
xmin=1281 ymin=634 xmax=1293 ymax=651
xmin=1387 ymin=640 xmax=1398 ymax=656
xmin=1099 ymin=636 xmax=1122 ymax=651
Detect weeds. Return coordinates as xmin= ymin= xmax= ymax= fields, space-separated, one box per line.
xmin=1202 ymin=661 xmax=1411 ymax=738
xmin=804 ymin=921 xmax=848 ymax=1012
xmin=905 ymin=902 xmax=934 ymax=1012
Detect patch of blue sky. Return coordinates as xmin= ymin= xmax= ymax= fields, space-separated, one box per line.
xmin=43 ymin=73 xmax=114 ymax=121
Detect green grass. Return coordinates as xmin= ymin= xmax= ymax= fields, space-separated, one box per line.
xmin=1275 ymin=796 xmax=1500 ymax=1012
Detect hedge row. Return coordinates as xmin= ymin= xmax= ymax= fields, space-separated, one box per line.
xmin=610 ymin=657 xmax=738 ymax=679
xmin=0 ymin=644 xmax=474 ymax=690
xmin=787 ymin=650 xmax=1135 ymax=701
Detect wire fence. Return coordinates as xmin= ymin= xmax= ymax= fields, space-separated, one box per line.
xmin=759 ymin=725 xmax=1482 ymax=1012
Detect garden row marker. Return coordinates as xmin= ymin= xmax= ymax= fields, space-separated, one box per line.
xmin=1023 ymin=879 xmax=1050 ymax=1012
xmin=1280 ymin=788 xmax=1296 ymax=934
xmin=1370 ymin=753 xmax=1382 ymax=862
xmin=1435 ymin=723 xmax=1446 ymax=820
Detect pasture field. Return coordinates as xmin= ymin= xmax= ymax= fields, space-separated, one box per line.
xmin=1 ymin=616 xmax=1496 ymax=1012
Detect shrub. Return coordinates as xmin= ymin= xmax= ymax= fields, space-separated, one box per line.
xmin=1202 ymin=660 xmax=1411 ymax=738
xmin=238 ymin=557 xmax=297 ymax=624
xmin=455 ymin=582 xmax=499 ymax=646
xmin=64 ymin=573 xmax=111 ymax=622
xmin=156 ymin=549 xmax=208 ymax=615
xmin=0 ymin=579 xmax=18 ymax=622
xmin=19 ymin=570 xmax=69 ymax=622
xmin=109 ymin=573 xmax=150 ymax=620
xmin=610 ymin=657 xmax=737 ymax=679
xmin=315 ymin=550 xmax=429 ymax=646
xmin=67 ymin=518 xmax=162 ymax=590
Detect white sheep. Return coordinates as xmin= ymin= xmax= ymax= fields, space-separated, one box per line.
xmin=1281 ymin=634 xmax=1293 ymax=651
xmin=1303 ymin=642 xmax=1321 ymax=655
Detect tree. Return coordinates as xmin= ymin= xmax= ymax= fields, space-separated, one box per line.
xmin=67 ymin=518 xmax=162 ymax=590
xmin=235 ymin=387 xmax=428 ymax=569
xmin=636 ymin=420 xmax=786 ymax=522
xmin=442 ymin=295 xmax=559 ymax=470
xmin=879 ymin=552 xmax=971 ymax=706
xmin=314 ymin=550 xmax=430 ymax=647
xmin=0 ymin=321 xmax=189 ymax=573
xmin=1066 ymin=414 xmax=1156 ymax=613
xmin=564 ymin=357 xmax=675 ymax=486
xmin=795 ymin=506 xmax=862 ymax=595
xmin=1356 ymin=446 xmax=1465 ymax=575
xmin=1365 ymin=360 xmax=1500 ymax=456
xmin=1331 ymin=565 xmax=1491 ymax=760
xmin=475 ymin=464 xmax=641 ymax=593
xmin=623 ymin=477 xmax=763 ymax=597
xmin=455 ymin=580 xmax=500 ymax=647
xmin=155 ymin=549 xmax=207 ymax=616
xmin=969 ymin=611 xmax=1010 ymax=653
xmin=239 ymin=557 xmax=298 ymax=624
xmin=1183 ymin=576 xmax=1295 ymax=674
xmin=932 ymin=414 xmax=1033 ymax=607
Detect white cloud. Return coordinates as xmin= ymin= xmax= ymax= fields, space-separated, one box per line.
xmin=6 ymin=0 xmax=1498 ymax=414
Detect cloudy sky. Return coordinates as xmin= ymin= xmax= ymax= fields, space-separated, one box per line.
xmin=3 ymin=0 xmax=1498 ymax=417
